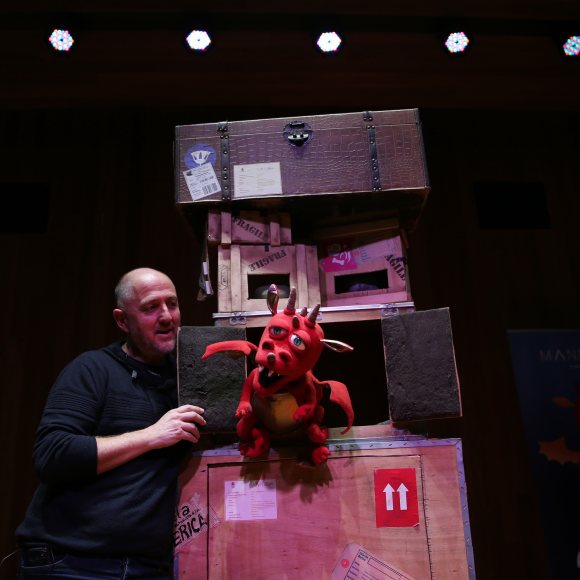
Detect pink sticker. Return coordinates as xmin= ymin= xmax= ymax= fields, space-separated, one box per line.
xmin=320 ymin=250 xmax=358 ymax=273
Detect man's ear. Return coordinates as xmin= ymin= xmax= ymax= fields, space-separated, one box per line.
xmin=113 ymin=308 xmax=128 ymax=333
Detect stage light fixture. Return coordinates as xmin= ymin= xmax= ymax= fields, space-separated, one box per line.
xmin=563 ymin=35 xmax=580 ymax=57
xmin=317 ymin=32 xmax=342 ymax=53
xmin=48 ymin=29 xmax=74 ymax=52
xmin=186 ymin=30 xmax=212 ymax=51
xmin=445 ymin=32 xmax=470 ymax=54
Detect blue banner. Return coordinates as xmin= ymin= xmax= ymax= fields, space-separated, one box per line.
xmin=508 ymin=330 xmax=580 ymax=579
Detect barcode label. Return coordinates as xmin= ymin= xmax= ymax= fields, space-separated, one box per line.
xmin=183 ymin=164 xmax=222 ymax=201
xmin=202 ymin=182 xmax=220 ymax=196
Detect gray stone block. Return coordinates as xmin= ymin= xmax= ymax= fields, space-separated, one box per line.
xmin=178 ymin=326 xmax=247 ymax=432
xmin=382 ymin=308 xmax=462 ymax=422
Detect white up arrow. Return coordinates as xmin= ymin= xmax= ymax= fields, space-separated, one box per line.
xmin=383 ymin=483 xmax=409 ymax=511
xmin=383 ymin=484 xmax=394 ymax=511
xmin=397 ymin=483 xmax=408 ymax=510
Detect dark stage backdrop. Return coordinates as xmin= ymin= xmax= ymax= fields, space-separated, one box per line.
xmin=2 ymin=107 xmax=579 ymax=579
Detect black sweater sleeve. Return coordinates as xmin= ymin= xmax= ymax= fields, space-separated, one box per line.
xmin=32 ymin=352 xmax=106 ymax=485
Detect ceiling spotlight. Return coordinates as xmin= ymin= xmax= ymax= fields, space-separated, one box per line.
xmin=563 ymin=36 xmax=580 ymax=57
xmin=186 ymin=30 xmax=211 ymax=51
xmin=445 ymin=32 xmax=470 ymax=54
xmin=48 ymin=29 xmax=74 ymax=52
xmin=317 ymin=32 xmax=342 ymax=53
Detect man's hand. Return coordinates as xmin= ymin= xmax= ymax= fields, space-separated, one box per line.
xmin=145 ymin=404 xmax=206 ymax=448
xmin=96 ymin=404 xmax=206 ymax=475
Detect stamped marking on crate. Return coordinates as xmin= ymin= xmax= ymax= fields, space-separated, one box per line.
xmin=387 ymin=254 xmax=406 ymax=280
xmin=248 ymin=248 xmax=288 ymax=272
xmin=174 ymin=492 xmax=220 ymax=549
xmin=218 ymin=264 xmax=230 ymax=290
xmin=232 ymin=215 xmax=267 ymax=242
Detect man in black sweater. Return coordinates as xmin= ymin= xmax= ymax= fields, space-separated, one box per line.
xmin=16 ymin=267 xmax=206 ymax=579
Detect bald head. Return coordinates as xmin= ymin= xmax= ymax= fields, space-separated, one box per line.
xmin=113 ymin=268 xmax=181 ymax=364
xmin=114 ymin=268 xmax=174 ymax=310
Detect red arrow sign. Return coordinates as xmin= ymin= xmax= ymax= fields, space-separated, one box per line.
xmin=374 ymin=468 xmax=419 ymax=527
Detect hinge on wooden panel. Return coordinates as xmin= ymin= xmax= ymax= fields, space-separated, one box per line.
xmin=379 ymin=302 xmax=416 ymax=318
xmin=217 ymin=121 xmax=231 ymax=200
xmin=380 ymin=304 xmax=403 ymax=318
xmin=228 ymin=313 xmax=247 ymax=326
xmin=362 ymin=111 xmax=382 ymax=191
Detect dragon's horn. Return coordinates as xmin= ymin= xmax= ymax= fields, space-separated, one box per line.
xmin=284 ymin=287 xmax=297 ymax=314
xmin=306 ymin=304 xmax=321 ymax=327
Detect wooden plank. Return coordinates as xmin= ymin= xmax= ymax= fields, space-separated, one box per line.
xmin=217 ymin=245 xmax=232 ymax=313
xmin=295 ymin=244 xmax=308 ymax=310
xmin=221 ymin=210 xmax=232 ymax=246
xmin=306 ymin=244 xmax=321 ymax=306
xmin=314 ymin=218 xmax=400 ymax=241
xmin=230 ymin=244 xmax=242 ymax=311
xmin=207 ymin=209 xmax=221 ymax=245
xmin=212 ymin=304 xmax=416 ymax=328
xmin=269 ymin=219 xmax=281 ymax=246
xmin=279 ymin=212 xmax=292 ymax=245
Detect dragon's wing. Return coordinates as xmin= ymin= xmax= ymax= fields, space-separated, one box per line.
xmin=202 ymin=340 xmax=258 ymax=360
xmin=316 ymin=379 xmax=354 ymax=434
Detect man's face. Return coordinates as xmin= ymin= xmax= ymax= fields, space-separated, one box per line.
xmin=114 ymin=271 xmax=181 ymax=365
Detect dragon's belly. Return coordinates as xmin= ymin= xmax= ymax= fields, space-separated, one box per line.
xmin=251 ymin=392 xmax=304 ymax=435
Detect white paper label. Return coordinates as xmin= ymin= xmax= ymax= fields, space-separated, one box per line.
xmin=233 ymin=162 xmax=282 ymax=198
xmin=224 ymin=479 xmax=277 ymax=521
xmin=183 ymin=164 xmax=221 ymax=201
xmin=332 ymin=543 xmax=415 ymax=580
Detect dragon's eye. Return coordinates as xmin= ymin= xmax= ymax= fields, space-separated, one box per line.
xmin=269 ymin=326 xmax=287 ymax=338
xmin=290 ymin=334 xmax=306 ymax=350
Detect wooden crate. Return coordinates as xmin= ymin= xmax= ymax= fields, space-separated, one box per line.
xmin=207 ymin=209 xmax=292 ymax=246
xmin=217 ymin=243 xmax=320 ymax=313
xmin=174 ymin=426 xmax=474 ymax=580
xmin=316 ymin=219 xmax=411 ymax=307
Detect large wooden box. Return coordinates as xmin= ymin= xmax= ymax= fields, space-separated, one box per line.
xmin=175 ymin=109 xmax=429 ymax=226
xmin=174 ymin=428 xmax=474 ymax=579
xmin=316 ymin=218 xmax=411 ymax=307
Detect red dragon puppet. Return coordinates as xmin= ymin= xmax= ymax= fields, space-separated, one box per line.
xmin=202 ymin=285 xmax=354 ymax=464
